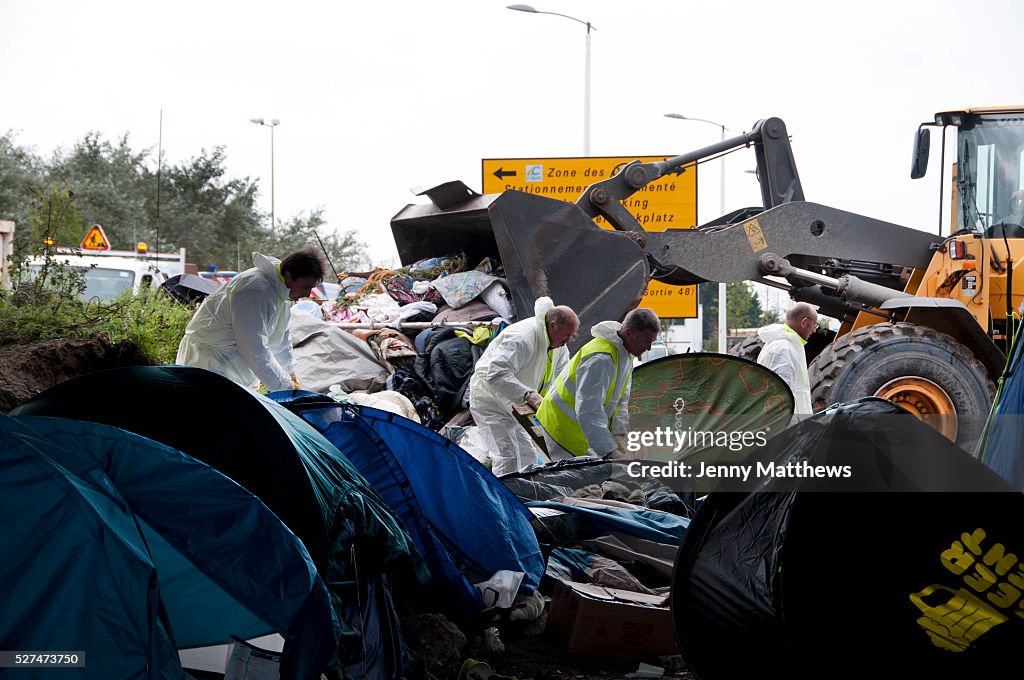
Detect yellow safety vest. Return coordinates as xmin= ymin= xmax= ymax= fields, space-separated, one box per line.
xmin=536 ymin=338 xmax=629 ymax=456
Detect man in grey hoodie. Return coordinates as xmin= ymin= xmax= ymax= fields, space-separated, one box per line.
xmin=537 ymin=308 xmax=660 ymax=460
xmin=756 ymin=302 xmax=818 ymax=417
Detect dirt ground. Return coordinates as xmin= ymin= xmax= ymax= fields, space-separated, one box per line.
xmin=479 ymin=632 xmax=693 ymax=680
xmin=0 ymin=335 xmax=152 ymax=412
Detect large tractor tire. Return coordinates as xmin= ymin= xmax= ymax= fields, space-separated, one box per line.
xmin=809 ymin=322 xmax=994 ymax=449
xmin=730 ymin=333 xmax=764 ymax=363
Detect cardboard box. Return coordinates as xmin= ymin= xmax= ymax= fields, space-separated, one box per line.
xmin=547 ymin=579 xmax=679 ymax=658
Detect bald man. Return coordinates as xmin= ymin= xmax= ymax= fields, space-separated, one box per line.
xmin=470 ymin=297 xmax=580 ymax=476
xmin=756 ymin=302 xmax=818 ymax=417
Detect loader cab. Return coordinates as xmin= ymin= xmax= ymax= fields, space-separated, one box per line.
xmin=915 ymin=107 xmax=1024 ymax=236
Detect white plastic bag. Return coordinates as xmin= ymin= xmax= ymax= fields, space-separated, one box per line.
xmin=474 ymin=569 xmax=525 ymax=610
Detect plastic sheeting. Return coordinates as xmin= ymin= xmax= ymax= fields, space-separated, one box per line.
xmin=1 ymin=413 xmax=338 ymax=680
xmin=672 ymin=398 xmax=1024 ymax=679
xmin=501 ymin=458 xmax=691 ymax=516
xmin=12 ymin=366 xmax=421 ymax=680
xmin=526 ymin=500 xmax=689 ymax=547
xmin=271 ymin=394 xmax=545 ymax=623
xmin=289 ymin=307 xmax=390 ymax=394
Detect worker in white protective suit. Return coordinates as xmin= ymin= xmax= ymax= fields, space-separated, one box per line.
xmin=469 ymin=297 xmax=579 ymax=476
xmin=176 ymin=248 xmax=325 ymax=392
xmin=756 ymin=301 xmax=818 ymax=418
xmin=537 ymin=308 xmax=660 ymax=461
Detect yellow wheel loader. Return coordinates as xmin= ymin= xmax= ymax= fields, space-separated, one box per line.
xmin=391 ymin=108 xmax=1024 ymax=448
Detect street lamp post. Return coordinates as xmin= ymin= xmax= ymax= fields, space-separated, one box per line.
xmin=665 ymin=113 xmax=730 ymax=353
xmin=507 ymin=4 xmax=594 ymax=156
xmin=250 ymin=117 xmax=280 ymax=235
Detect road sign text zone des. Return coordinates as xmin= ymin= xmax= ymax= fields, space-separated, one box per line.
xmin=482 ymin=156 xmax=697 ymax=317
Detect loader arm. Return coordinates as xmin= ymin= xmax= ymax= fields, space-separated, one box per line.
xmin=645 ymin=202 xmax=943 ymax=286
xmin=392 ymin=114 xmax=940 ymax=352
xmin=576 ymin=117 xmax=805 ymax=231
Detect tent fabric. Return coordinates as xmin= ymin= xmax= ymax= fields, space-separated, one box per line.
xmin=981 ymin=333 xmax=1024 ymax=488
xmin=672 ymin=398 xmax=1024 ymax=679
xmin=0 ymin=414 xmax=183 ymax=680
xmin=1 ymin=413 xmax=339 ymax=680
xmin=629 ymin=352 xmax=794 ymax=462
xmin=270 ymin=394 xmax=545 ymax=623
xmin=12 ymin=366 xmax=422 ymax=680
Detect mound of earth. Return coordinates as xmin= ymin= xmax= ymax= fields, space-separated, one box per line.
xmin=0 ymin=334 xmax=153 ymax=412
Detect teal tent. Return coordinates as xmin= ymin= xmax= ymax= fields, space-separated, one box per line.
xmin=0 ymin=413 xmax=337 ymax=680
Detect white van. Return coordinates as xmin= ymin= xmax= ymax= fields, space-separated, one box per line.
xmin=27 ymin=248 xmax=187 ymax=302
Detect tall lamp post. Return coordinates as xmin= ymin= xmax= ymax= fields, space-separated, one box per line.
xmin=250 ymin=117 xmax=280 ymax=235
xmin=507 ymin=4 xmax=594 ymax=156
xmin=665 ymin=113 xmax=729 ymax=353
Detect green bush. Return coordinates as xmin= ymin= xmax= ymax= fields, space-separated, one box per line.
xmin=98 ymin=290 xmax=195 ymax=365
xmin=0 ymin=269 xmax=194 ymax=365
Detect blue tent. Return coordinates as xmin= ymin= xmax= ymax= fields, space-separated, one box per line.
xmin=0 ymin=413 xmax=337 ymax=680
xmin=273 ymin=394 xmax=545 ymax=622
xmin=12 ymin=366 xmax=423 ymax=680
xmin=981 ymin=334 xmax=1024 ymax=488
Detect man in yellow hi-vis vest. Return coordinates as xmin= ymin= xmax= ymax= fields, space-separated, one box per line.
xmin=537 ymin=308 xmax=660 ymax=460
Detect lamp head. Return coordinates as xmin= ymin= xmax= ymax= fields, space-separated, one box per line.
xmin=507 ymin=4 xmax=537 ymax=12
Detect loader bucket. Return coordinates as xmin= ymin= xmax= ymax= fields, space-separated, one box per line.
xmin=392 ymin=186 xmax=650 ymax=349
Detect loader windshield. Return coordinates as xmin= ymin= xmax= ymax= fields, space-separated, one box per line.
xmin=956 ymin=113 xmax=1024 ymax=233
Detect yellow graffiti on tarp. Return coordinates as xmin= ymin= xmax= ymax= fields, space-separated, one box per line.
xmin=910 ymin=528 xmax=1024 ymax=652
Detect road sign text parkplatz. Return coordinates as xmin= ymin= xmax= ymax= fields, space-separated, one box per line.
xmin=81 ymin=224 xmax=111 ymax=251
xmin=482 ymin=155 xmax=698 ymax=318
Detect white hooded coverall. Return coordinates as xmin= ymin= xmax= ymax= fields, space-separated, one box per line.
xmin=469 ymin=297 xmax=569 ymax=476
xmin=176 ymin=252 xmax=296 ymax=392
xmin=756 ymin=323 xmax=813 ymax=416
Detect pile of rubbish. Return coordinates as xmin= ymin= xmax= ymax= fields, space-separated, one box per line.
xmin=289 ymin=252 xmax=519 ymax=458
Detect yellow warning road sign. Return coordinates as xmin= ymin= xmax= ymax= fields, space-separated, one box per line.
xmin=81 ymin=224 xmax=111 ymax=251
xmin=482 ymin=156 xmax=698 ymax=318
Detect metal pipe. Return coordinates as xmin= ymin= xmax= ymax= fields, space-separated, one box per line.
xmin=331 ymin=320 xmax=497 ymax=330
xmin=769 ymin=259 xmax=909 ymax=309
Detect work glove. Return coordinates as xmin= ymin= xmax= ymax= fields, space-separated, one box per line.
xmin=524 ymin=390 xmax=544 ymax=411
xmin=508 ymin=590 xmax=545 ymax=622
xmin=290 ymin=374 xmax=302 ymax=391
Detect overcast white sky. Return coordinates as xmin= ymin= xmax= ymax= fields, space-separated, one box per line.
xmin=3 ymin=0 xmax=1023 ymax=267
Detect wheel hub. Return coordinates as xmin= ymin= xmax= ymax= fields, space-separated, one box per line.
xmin=874 ymin=377 xmax=958 ymax=441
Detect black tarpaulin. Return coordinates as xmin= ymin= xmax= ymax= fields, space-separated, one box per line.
xmin=671 ymin=398 xmax=1024 ymax=679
